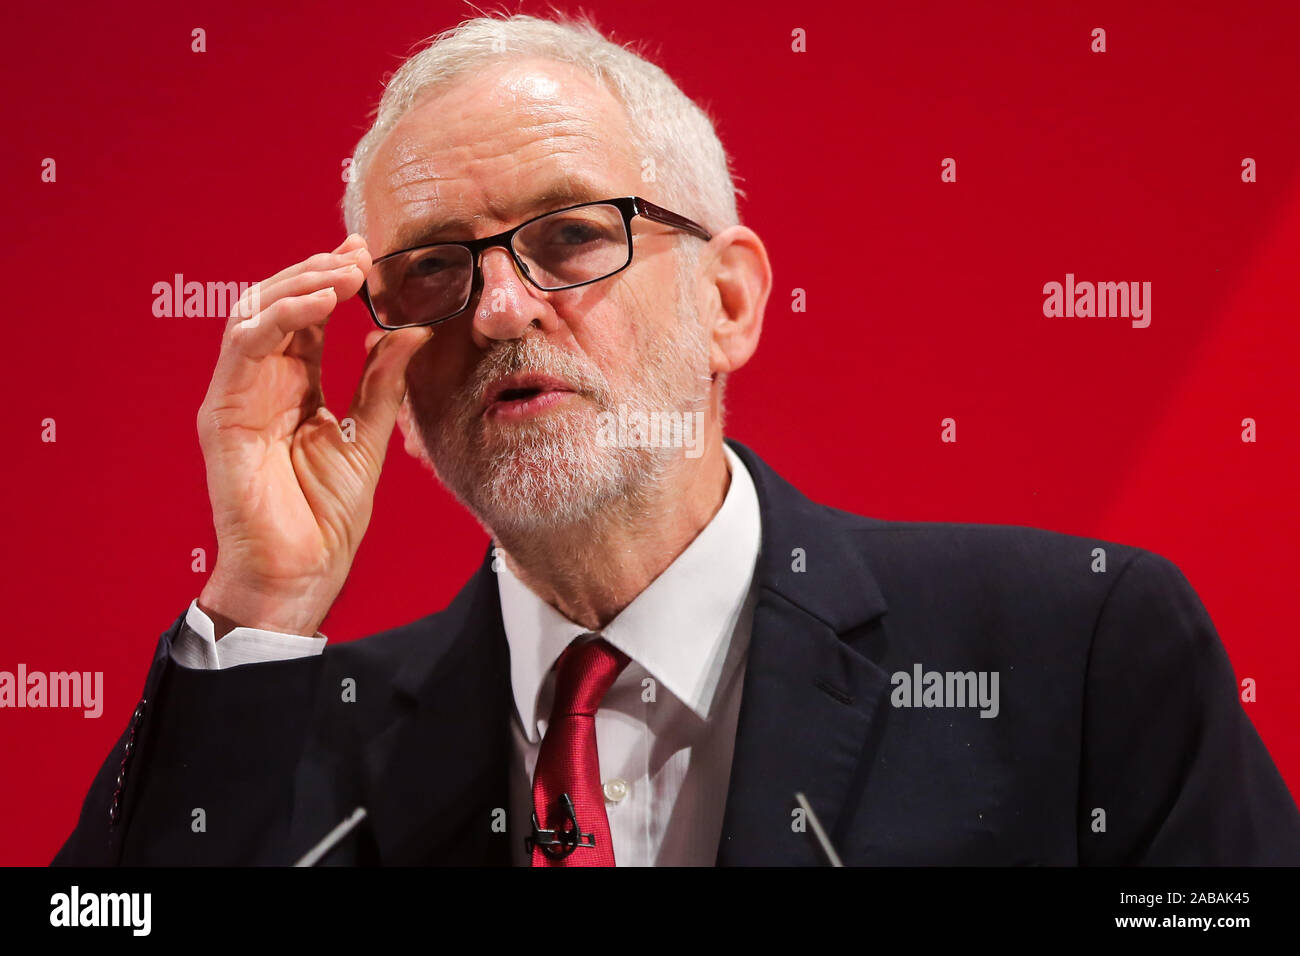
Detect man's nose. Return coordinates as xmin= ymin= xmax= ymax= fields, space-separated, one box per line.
xmin=472 ymin=245 xmax=557 ymax=344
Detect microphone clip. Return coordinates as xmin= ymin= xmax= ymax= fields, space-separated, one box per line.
xmin=526 ymin=792 xmax=596 ymax=860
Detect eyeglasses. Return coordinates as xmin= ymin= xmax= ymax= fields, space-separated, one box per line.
xmin=358 ymin=196 xmax=713 ymax=330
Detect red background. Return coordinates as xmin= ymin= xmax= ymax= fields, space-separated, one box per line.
xmin=2 ymin=0 xmax=1297 ymax=865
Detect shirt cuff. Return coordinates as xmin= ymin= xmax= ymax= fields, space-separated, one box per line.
xmin=173 ymin=600 xmax=328 ymax=670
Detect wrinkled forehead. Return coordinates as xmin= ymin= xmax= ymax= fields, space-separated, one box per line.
xmin=362 ymin=58 xmax=642 ymax=255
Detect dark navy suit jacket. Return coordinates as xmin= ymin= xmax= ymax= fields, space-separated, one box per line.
xmin=53 ymin=439 xmax=1300 ymax=865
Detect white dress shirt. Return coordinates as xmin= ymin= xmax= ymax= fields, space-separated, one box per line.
xmin=174 ymin=443 xmax=762 ymax=866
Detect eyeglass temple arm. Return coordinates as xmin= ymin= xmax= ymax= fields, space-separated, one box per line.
xmin=634 ymin=197 xmax=713 ymax=242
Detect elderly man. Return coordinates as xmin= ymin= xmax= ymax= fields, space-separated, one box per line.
xmin=55 ymin=13 xmax=1300 ymax=866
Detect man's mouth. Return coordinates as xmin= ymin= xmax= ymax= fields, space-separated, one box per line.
xmin=481 ymin=374 xmax=578 ymax=421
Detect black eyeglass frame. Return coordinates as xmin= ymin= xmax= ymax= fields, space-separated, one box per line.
xmin=358 ymin=195 xmax=713 ymax=330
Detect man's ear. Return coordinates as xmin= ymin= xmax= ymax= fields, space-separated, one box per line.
xmin=702 ymin=225 xmax=771 ymax=377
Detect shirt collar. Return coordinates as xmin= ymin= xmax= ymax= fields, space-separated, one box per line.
xmin=497 ymin=443 xmax=762 ymax=742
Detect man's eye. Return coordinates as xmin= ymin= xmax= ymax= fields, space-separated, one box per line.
xmin=408 ymin=254 xmax=455 ymax=277
xmin=549 ymin=222 xmax=603 ymax=245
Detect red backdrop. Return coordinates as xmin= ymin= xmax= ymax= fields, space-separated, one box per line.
xmin=2 ymin=0 xmax=1297 ymax=865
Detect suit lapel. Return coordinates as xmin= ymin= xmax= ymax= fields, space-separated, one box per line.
xmin=359 ymin=552 xmax=515 ymax=865
xmin=716 ymin=440 xmax=893 ymax=865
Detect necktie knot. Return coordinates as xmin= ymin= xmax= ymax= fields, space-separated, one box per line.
xmin=550 ymin=636 xmax=630 ymax=718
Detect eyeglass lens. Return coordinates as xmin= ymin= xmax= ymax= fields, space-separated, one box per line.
xmin=366 ymin=202 xmax=631 ymax=328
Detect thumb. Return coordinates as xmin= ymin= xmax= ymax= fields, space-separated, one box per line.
xmin=345 ymin=326 xmax=434 ymax=470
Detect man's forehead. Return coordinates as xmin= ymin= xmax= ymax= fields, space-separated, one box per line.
xmin=366 ymin=58 xmax=637 ymax=251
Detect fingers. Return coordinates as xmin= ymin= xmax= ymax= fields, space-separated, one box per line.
xmin=229 ymin=286 xmax=339 ymax=362
xmin=211 ymin=237 xmax=375 ymax=394
xmin=333 ymin=234 xmax=366 ymax=255
xmin=209 ymin=287 xmax=336 ymax=398
xmin=344 ymin=327 xmax=436 ymax=468
xmin=224 ymin=236 xmax=372 ymax=336
xmin=227 ymin=258 xmax=369 ymax=336
xmin=256 ymin=234 xmax=370 ymax=305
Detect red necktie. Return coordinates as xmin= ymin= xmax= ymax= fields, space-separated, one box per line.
xmin=530 ymin=635 xmax=630 ymax=867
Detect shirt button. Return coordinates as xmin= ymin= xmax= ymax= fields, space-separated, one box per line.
xmin=603 ymin=778 xmax=629 ymax=803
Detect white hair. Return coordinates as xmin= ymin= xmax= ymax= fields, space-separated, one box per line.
xmin=341 ymin=10 xmax=743 ymax=241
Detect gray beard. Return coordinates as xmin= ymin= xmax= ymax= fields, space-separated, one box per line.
xmin=415 ymin=264 xmax=710 ymax=539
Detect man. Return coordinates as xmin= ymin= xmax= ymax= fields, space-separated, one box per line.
xmin=54 ymin=13 xmax=1300 ymax=866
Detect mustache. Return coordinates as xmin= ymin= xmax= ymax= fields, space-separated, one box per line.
xmin=462 ymin=336 xmax=613 ymax=409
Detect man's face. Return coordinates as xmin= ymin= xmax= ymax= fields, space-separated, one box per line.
xmin=362 ymin=58 xmax=713 ymax=537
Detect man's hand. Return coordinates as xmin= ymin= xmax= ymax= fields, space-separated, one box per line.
xmin=195 ymin=234 xmax=433 ymax=637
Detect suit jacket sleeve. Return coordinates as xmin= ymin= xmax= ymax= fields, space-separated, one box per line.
xmin=1077 ymin=550 xmax=1300 ymax=864
xmin=51 ymin=611 xmax=324 ymax=866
